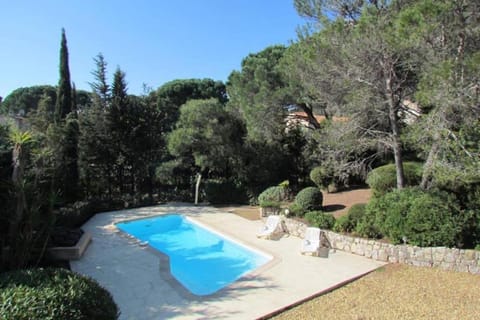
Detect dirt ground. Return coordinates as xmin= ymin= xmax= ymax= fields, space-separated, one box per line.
xmin=217 ymin=187 xmax=371 ymax=220
xmin=270 ymin=263 xmax=480 ymax=320
xmin=321 ymin=187 xmax=371 ymax=218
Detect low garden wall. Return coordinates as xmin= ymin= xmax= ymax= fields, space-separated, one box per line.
xmin=283 ymin=218 xmax=480 ymax=274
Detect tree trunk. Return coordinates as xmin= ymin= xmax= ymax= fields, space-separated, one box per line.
xmin=384 ymin=60 xmax=405 ymax=189
xmin=420 ymin=141 xmax=439 ymax=189
xmin=9 ymin=142 xmax=27 ymax=268
xmin=298 ymin=103 xmax=321 ymax=129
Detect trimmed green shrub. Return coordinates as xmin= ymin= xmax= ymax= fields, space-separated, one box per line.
xmin=294 ymin=187 xmax=323 ymax=214
xmin=258 ymin=186 xmax=287 ymax=208
xmin=363 ymin=187 xmax=460 ymax=246
xmin=204 ymin=180 xmax=248 ymax=204
xmin=334 ymin=203 xmax=366 ymax=233
xmin=305 ymin=211 xmax=336 ymax=230
xmin=366 ymin=162 xmax=423 ymax=198
xmin=0 ymin=268 xmax=119 ymax=320
xmin=404 ymin=190 xmax=460 ymax=247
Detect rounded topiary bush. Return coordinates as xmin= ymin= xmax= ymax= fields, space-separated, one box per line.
xmin=334 ymin=203 xmax=366 ymax=233
xmin=0 ymin=268 xmax=119 ymax=320
xmin=294 ymin=187 xmax=323 ymax=214
xmin=258 ymin=186 xmax=287 ymax=207
xmin=305 ymin=211 xmax=336 ymax=229
xmin=366 ymin=162 xmax=423 ymax=198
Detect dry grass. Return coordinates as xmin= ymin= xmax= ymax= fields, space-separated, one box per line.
xmin=270 ymin=263 xmax=480 ymax=320
xmin=213 ymin=205 xmax=261 ymax=220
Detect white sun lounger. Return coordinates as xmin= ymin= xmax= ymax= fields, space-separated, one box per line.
xmin=301 ymin=227 xmax=321 ymax=255
xmin=257 ymin=215 xmax=282 ymax=239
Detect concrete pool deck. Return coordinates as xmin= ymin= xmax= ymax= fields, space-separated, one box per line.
xmin=71 ymin=204 xmax=386 ymax=320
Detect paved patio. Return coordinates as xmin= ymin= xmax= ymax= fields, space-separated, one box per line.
xmin=71 ymin=204 xmax=386 ymax=320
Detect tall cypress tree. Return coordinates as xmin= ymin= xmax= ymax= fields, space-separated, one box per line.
xmin=54 ymin=28 xmax=72 ymax=123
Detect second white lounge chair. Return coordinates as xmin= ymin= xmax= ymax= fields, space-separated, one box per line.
xmin=257 ymin=215 xmax=282 ymax=240
xmin=301 ymin=227 xmax=321 ymax=255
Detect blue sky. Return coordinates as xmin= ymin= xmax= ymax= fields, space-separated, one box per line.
xmin=0 ymin=0 xmax=306 ymax=98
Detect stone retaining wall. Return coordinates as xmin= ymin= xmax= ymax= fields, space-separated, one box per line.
xmin=283 ymin=217 xmax=480 ymax=274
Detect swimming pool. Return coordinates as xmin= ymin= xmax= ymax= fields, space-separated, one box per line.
xmin=116 ymin=214 xmax=272 ymax=296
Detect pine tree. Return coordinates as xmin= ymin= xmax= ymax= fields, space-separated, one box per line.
xmin=54 ymin=28 xmax=72 ymax=123
xmin=89 ymin=53 xmax=110 ymax=109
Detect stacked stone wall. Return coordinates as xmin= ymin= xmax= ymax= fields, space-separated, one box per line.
xmin=283 ymin=217 xmax=480 ymax=274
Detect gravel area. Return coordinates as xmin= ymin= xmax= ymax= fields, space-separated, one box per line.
xmin=270 ymin=263 xmax=480 ymax=320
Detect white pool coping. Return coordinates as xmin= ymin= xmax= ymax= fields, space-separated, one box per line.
xmin=71 ymin=204 xmax=386 ymax=320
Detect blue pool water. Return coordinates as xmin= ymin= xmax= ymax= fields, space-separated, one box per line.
xmin=116 ymin=214 xmax=271 ymax=296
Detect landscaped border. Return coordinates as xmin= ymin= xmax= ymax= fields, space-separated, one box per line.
xmin=283 ymin=218 xmax=480 ymax=274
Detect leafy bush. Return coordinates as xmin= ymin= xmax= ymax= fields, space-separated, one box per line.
xmin=287 ymin=202 xmax=303 ymax=217
xmin=305 ymin=211 xmax=336 ymax=230
xmin=363 ymin=187 xmax=460 ymax=246
xmin=0 ymin=268 xmax=119 ymax=320
xmin=310 ymin=166 xmax=331 ymax=190
xmin=404 ymin=191 xmax=459 ymax=247
xmin=366 ymin=162 xmax=423 ymax=198
xmin=294 ymin=187 xmax=323 ymax=214
xmin=258 ymin=186 xmax=288 ymax=208
xmin=204 ymin=180 xmax=248 ymax=204
xmin=334 ymin=203 xmax=366 ymax=233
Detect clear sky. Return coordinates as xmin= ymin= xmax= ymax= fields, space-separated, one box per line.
xmin=0 ymin=0 xmax=306 ymax=98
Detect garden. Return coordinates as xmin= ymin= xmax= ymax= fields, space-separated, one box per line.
xmin=1 ymin=0 xmax=480 ymax=318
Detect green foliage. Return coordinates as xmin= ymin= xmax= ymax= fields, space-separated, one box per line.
xmin=362 ymin=188 xmax=460 ymax=246
xmin=288 ymin=202 xmax=303 ymax=217
xmin=310 ymin=166 xmax=333 ymax=190
xmin=167 ymin=98 xmax=244 ymax=178
xmin=305 ymin=211 xmax=336 ymax=230
xmin=54 ymin=199 xmax=120 ymax=229
xmin=204 ymin=180 xmax=248 ymax=204
xmin=154 ymin=78 xmax=227 ymax=134
xmin=0 ymin=268 xmax=119 ymax=320
xmin=278 ymin=180 xmax=290 ymax=188
xmin=1 ymin=85 xmax=57 ymax=116
xmin=366 ymin=162 xmax=423 ymax=198
xmin=334 ymin=203 xmax=366 ymax=233
xmin=60 ymin=112 xmax=80 ymax=203
xmin=227 ymin=45 xmax=288 ymax=142
xmin=294 ymin=187 xmax=323 ymax=214
xmin=258 ymin=186 xmax=288 ymax=208
xmin=404 ymin=191 xmax=459 ymax=247
xmin=54 ymin=29 xmax=72 ymax=123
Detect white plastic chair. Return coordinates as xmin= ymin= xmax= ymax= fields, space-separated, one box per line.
xmin=257 ymin=215 xmax=281 ymax=239
xmin=301 ymin=227 xmax=321 ymax=255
